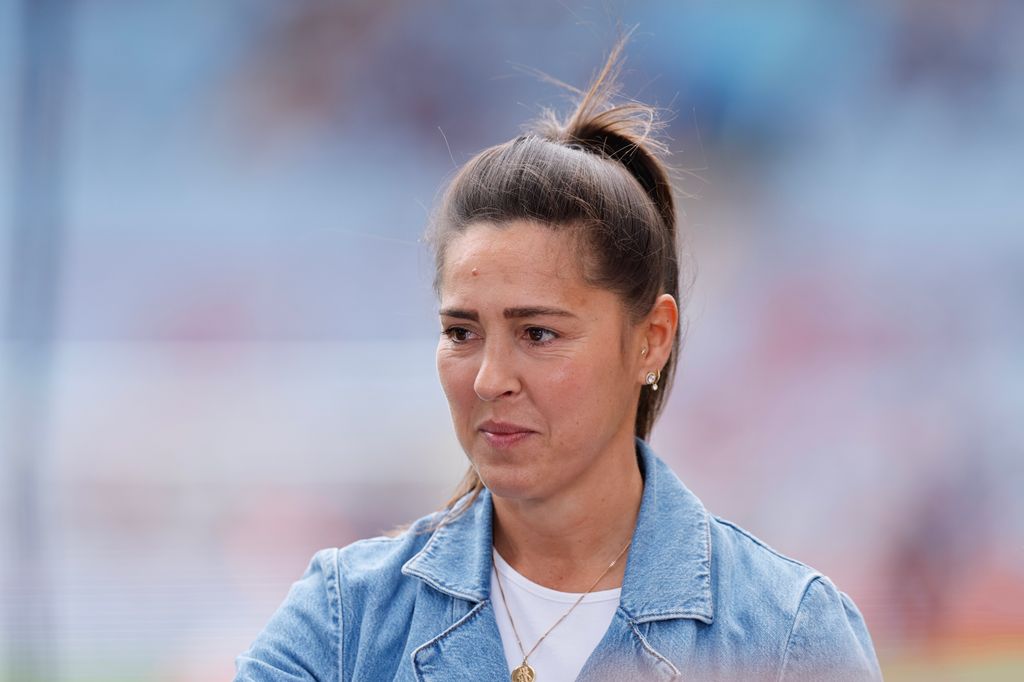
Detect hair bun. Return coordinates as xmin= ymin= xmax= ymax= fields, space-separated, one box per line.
xmin=531 ymin=35 xmax=676 ymax=234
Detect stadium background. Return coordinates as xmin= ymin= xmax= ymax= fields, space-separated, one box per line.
xmin=2 ymin=1 xmax=1022 ymax=679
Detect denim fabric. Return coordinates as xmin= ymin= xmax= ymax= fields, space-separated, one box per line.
xmin=236 ymin=439 xmax=882 ymax=680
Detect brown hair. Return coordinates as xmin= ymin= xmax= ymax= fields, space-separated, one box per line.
xmin=427 ymin=38 xmax=682 ymax=519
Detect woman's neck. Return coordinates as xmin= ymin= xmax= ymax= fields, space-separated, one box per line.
xmin=490 ymin=443 xmax=644 ymax=593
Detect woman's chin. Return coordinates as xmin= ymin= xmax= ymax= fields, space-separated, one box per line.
xmin=476 ymin=466 xmax=547 ymax=502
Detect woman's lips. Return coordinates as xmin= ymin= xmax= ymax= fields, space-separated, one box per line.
xmin=478 ymin=421 xmax=535 ymax=448
xmin=481 ymin=431 xmax=533 ymax=448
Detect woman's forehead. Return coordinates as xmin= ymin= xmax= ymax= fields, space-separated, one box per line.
xmin=438 ymin=221 xmax=606 ymax=310
xmin=444 ymin=222 xmax=579 ymax=281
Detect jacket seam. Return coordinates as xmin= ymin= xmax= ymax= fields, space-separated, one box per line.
xmin=713 ymin=515 xmax=814 ymax=571
xmin=631 ymin=609 xmax=714 ymax=624
xmin=703 ymin=508 xmax=715 ymax=621
xmin=777 ymin=575 xmax=823 ymax=682
xmin=627 ymin=616 xmax=682 ymax=677
xmin=329 ymin=548 xmax=344 ymax=682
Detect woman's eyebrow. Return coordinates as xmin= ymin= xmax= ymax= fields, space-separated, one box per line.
xmin=438 ymin=306 xmax=577 ymax=321
xmin=438 ymin=308 xmax=478 ymax=321
xmin=503 ymin=306 xmax=577 ymax=319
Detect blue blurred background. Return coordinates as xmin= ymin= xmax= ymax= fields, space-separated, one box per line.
xmin=2 ymin=1 xmax=1022 ymax=680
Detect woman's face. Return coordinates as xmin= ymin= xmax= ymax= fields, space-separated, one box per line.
xmin=436 ymin=221 xmax=645 ymax=503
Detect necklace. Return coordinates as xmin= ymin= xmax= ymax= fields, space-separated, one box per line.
xmin=492 ymin=539 xmax=631 ymax=682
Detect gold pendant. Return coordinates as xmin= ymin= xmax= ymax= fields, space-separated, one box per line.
xmin=511 ymin=662 xmax=536 ymax=682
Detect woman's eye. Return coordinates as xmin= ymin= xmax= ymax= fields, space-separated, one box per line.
xmin=442 ymin=326 xmax=474 ymax=343
xmin=525 ymin=327 xmax=557 ymax=345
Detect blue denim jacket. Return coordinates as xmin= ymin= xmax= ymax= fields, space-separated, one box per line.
xmin=236 ymin=440 xmax=882 ymax=680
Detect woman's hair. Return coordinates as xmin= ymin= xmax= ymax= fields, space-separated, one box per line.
xmin=427 ymin=38 xmax=682 ymax=518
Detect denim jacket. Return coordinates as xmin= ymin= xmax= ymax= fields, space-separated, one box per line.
xmin=236 ymin=439 xmax=882 ymax=680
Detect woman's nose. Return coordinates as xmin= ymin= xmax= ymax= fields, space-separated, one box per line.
xmin=473 ymin=341 xmax=521 ymax=401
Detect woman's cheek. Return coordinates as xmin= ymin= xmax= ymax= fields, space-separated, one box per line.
xmin=435 ymin=348 xmax=458 ymax=388
xmin=436 ymin=353 xmax=476 ymax=410
xmin=537 ymin=361 xmax=586 ymax=407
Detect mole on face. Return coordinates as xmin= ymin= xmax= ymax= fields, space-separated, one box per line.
xmin=471 ymin=267 xmax=479 ymax=276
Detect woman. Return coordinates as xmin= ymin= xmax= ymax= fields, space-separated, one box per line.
xmin=236 ymin=43 xmax=882 ymax=681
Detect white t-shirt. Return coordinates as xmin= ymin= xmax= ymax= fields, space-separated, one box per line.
xmin=490 ymin=549 xmax=621 ymax=681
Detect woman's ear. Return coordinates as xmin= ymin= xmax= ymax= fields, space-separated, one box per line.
xmin=643 ymin=294 xmax=678 ymax=371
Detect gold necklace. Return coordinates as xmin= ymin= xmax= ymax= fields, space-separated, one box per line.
xmin=492 ymin=540 xmax=631 ymax=682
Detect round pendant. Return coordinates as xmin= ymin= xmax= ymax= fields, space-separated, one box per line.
xmin=511 ymin=662 xmax=536 ymax=682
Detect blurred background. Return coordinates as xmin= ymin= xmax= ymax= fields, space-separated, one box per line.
xmin=2 ymin=0 xmax=1022 ymax=680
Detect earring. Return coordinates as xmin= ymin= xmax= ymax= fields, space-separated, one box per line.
xmin=645 ymin=370 xmax=660 ymax=391
xmin=640 ymin=347 xmax=648 ymax=357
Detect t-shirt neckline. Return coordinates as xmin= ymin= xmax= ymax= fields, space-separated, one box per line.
xmin=492 ymin=548 xmax=623 ymax=604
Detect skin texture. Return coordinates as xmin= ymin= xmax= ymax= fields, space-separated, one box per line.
xmin=436 ymin=220 xmax=678 ymax=591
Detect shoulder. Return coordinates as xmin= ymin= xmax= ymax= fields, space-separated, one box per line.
xmin=706 ymin=512 xmax=848 ymax=624
xmin=334 ymin=510 xmax=443 ymax=590
xmin=235 ymin=548 xmax=344 ymax=680
xmin=633 ymin=441 xmax=880 ymax=676
xmin=706 ymin=515 xmax=881 ymax=679
xmin=235 ymin=510 xmax=449 ymax=681
xmin=276 ymin=510 xmax=444 ymax=601
xmin=708 ymin=514 xmax=822 ymax=598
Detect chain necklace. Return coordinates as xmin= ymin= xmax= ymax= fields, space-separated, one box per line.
xmin=492 ymin=539 xmax=631 ymax=682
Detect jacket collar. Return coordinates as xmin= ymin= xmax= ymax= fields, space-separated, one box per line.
xmin=620 ymin=438 xmax=714 ymax=623
xmin=402 ymin=438 xmax=714 ymax=624
xmin=402 ymin=483 xmax=495 ymax=603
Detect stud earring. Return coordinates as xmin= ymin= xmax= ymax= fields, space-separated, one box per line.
xmin=645 ymin=370 xmax=660 ymax=391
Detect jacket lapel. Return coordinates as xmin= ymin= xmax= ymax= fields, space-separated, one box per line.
xmin=409 ymin=600 xmax=510 ymax=681
xmin=402 ymin=489 xmax=510 ymax=680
